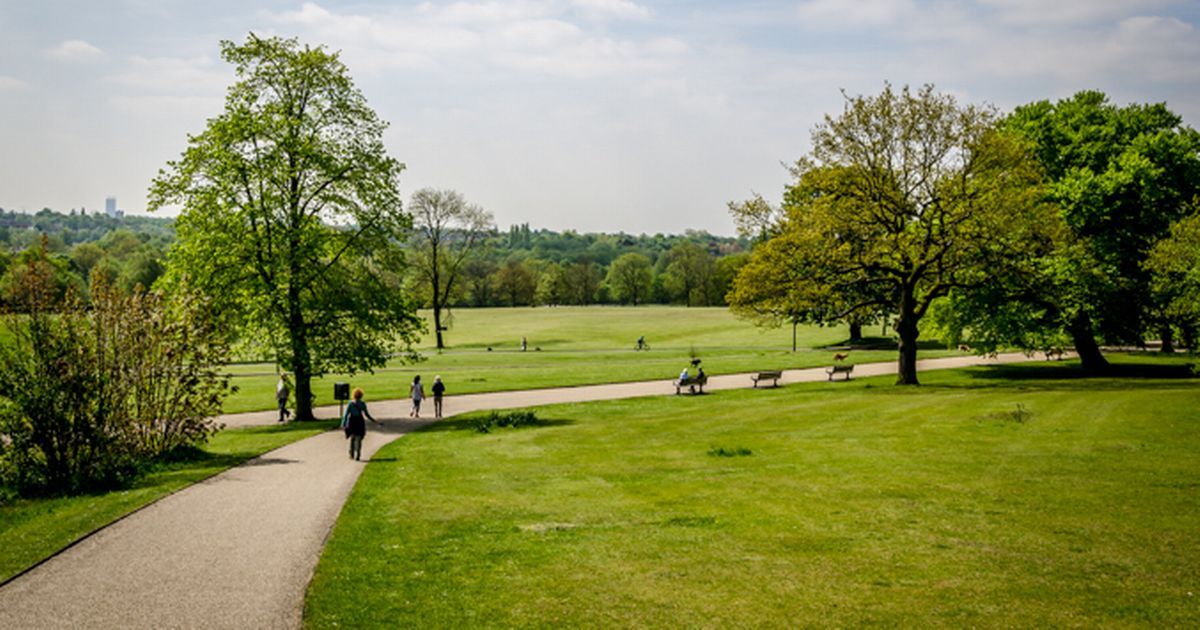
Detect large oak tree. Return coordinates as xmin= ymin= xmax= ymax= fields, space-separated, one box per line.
xmin=730 ymin=84 xmax=1047 ymax=384
xmin=150 ymin=35 xmax=421 ymax=420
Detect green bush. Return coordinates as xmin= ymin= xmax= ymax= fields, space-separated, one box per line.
xmin=0 ymin=263 xmax=229 ymax=497
xmin=473 ymin=410 xmax=540 ymax=433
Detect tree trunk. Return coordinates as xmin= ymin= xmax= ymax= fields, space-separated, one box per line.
xmin=792 ymin=320 xmax=797 ymax=352
xmin=433 ymin=304 xmax=444 ymax=350
xmin=432 ymin=245 xmax=445 ymax=350
xmin=288 ymin=292 xmax=315 ymax=421
xmin=1068 ymin=312 xmax=1108 ymax=374
xmin=895 ymin=292 xmax=920 ymax=385
xmin=1160 ymin=325 xmax=1175 ymax=353
xmin=849 ymin=322 xmax=863 ymax=343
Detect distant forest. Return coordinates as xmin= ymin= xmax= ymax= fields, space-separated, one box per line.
xmin=0 ymin=208 xmax=749 ymax=307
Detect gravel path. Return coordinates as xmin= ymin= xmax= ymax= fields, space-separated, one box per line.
xmin=0 ymin=352 xmax=1038 ymax=628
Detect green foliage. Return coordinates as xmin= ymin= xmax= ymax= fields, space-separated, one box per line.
xmin=1146 ymin=212 xmax=1200 ymax=341
xmin=0 ymin=207 xmax=174 ymax=249
xmin=663 ymin=242 xmax=717 ymax=306
xmin=945 ymin=92 xmax=1200 ymax=368
xmin=472 ymin=410 xmax=540 ymax=433
xmin=605 ymin=252 xmax=653 ymax=305
xmin=731 ymin=84 xmax=1047 ymax=384
xmin=149 ymin=34 xmax=422 ymax=420
xmin=706 ymin=446 xmax=752 ymax=457
xmin=0 ymin=269 xmax=229 ymax=497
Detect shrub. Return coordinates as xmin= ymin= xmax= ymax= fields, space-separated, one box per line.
xmin=707 ymin=446 xmax=753 ymax=457
xmin=474 ymin=410 xmax=540 ymax=433
xmin=0 ymin=262 xmax=229 ymax=497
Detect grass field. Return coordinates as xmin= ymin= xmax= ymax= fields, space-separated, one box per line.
xmin=0 ymin=420 xmax=337 ymax=584
xmin=305 ymin=357 xmax=1200 ymax=627
xmin=223 ymin=306 xmax=959 ymax=414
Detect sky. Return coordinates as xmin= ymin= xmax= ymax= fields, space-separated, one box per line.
xmin=2 ymin=1 xmax=1199 ymax=236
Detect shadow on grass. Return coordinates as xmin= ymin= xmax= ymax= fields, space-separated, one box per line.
xmin=418 ymin=416 xmax=577 ymax=433
xmin=926 ymin=360 xmax=1199 ymax=392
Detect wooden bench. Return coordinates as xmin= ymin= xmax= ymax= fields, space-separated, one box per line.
xmin=751 ymin=371 xmax=782 ymax=388
xmin=826 ymin=364 xmax=854 ymax=381
xmin=673 ymin=374 xmax=707 ymax=395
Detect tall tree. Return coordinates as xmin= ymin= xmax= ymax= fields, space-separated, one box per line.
xmin=606 ymin=252 xmax=653 ymax=305
xmin=566 ymin=259 xmax=602 ymax=305
xmin=732 ymin=84 xmax=1046 ymax=384
xmin=149 ymin=34 xmax=422 ymax=421
xmin=664 ymin=242 xmax=715 ymax=306
xmin=535 ymin=261 xmax=569 ymax=306
xmin=408 ymin=188 xmax=494 ymax=349
xmin=942 ymin=92 xmax=1200 ymax=371
xmin=494 ymin=258 xmax=537 ymax=306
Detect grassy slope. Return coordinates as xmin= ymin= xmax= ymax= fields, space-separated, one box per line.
xmin=0 ymin=421 xmax=337 ymax=584
xmin=223 ymin=306 xmax=957 ymax=414
xmin=306 ymin=359 xmax=1200 ymax=627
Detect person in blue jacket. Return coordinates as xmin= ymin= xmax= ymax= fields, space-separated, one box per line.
xmin=341 ymin=387 xmax=380 ymax=461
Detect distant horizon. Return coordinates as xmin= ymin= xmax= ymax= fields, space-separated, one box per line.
xmin=0 ymin=203 xmax=747 ymax=240
xmin=3 ymin=1 xmax=1198 ymax=235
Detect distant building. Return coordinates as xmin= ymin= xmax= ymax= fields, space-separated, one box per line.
xmin=104 ymin=196 xmax=124 ymax=219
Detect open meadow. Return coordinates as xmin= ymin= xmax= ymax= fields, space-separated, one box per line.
xmin=223 ymin=306 xmax=960 ymax=413
xmin=306 ymin=356 xmax=1200 ymax=627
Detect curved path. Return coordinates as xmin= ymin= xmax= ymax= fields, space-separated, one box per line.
xmin=0 ymin=353 xmax=1038 ymax=628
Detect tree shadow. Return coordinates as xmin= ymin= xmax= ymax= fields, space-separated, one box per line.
xmin=929 ymin=361 xmax=1199 ymax=392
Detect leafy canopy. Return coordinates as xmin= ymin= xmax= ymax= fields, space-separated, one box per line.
xmin=149 ymin=34 xmax=420 ymax=414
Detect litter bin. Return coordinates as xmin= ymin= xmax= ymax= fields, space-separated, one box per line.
xmin=334 ymin=382 xmax=350 ymax=419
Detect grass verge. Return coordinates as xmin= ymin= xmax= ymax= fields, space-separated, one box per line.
xmin=305 ymin=362 xmax=1200 ymax=627
xmin=222 ymin=306 xmax=959 ymax=413
xmin=0 ymin=420 xmax=337 ymax=584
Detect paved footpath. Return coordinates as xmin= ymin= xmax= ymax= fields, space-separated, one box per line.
xmin=0 ymin=353 xmax=1036 ymax=629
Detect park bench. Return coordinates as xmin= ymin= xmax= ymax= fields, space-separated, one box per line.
xmin=826 ymin=364 xmax=854 ymax=381
xmin=673 ymin=374 xmax=707 ymax=395
xmin=751 ymin=370 xmax=782 ymax=388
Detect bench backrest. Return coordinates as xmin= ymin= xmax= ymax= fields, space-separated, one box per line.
xmin=831 ymin=364 xmax=853 ymax=372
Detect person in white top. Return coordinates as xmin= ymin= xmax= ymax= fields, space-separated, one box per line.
xmin=409 ymin=375 xmax=425 ymax=418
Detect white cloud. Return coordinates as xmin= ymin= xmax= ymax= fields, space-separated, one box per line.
xmin=0 ymin=76 xmax=29 ymax=91
xmin=265 ymin=1 xmax=681 ymax=78
xmin=105 ymin=56 xmax=231 ymax=95
xmin=796 ymin=0 xmax=917 ymax=27
xmin=47 ymin=39 xmax=105 ymax=62
xmin=571 ymin=0 xmax=652 ymax=21
xmin=978 ymin=0 xmax=1179 ymax=25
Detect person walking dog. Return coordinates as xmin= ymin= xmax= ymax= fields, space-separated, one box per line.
xmin=341 ymin=388 xmax=380 ymax=461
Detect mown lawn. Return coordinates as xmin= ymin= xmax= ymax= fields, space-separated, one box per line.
xmin=0 ymin=420 xmax=337 ymax=584
xmin=223 ymin=306 xmax=959 ymax=413
xmin=305 ymin=359 xmax=1200 ymax=627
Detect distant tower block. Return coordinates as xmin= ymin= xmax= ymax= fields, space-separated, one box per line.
xmin=105 ymin=196 xmax=117 ymax=217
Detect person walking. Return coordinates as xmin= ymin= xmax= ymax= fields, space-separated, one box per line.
xmin=432 ymin=375 xmax=446 ymax=419
xmin=410 ymin=375 xmax=425 ymax=418
xmin=275 ymin=372 xmax=291 ymax=422
xmin=341 ymin=388 xmax=380 ymax=461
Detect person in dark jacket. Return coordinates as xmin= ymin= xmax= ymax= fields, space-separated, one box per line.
xmin=341 ymin=387 xmax=380 ymax=461
xmin=431 ymin=375 xmax=446 ymax=419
